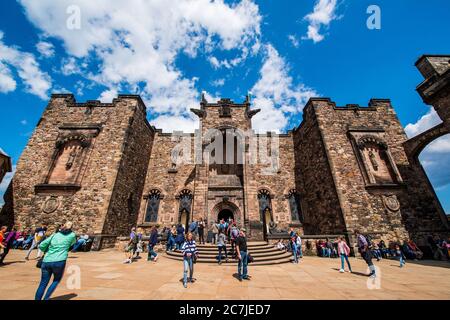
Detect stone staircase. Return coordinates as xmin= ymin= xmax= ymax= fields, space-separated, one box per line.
xmin=164 ymin=241 xmax=293 ymax=265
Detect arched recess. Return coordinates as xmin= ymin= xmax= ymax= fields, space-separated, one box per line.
xmin=257 ymin=189 xmax=273 ymax=240
xmin=211 ymin=200 xmax=242 ymax=225
xmin=176 ymin=189 xmax=193 ymax=229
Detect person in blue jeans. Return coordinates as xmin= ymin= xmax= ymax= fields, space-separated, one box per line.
xmin=35 ymin=221 xmax=76 ymax=300
xmin=166 ymin=225 xmax=176 ymax=251
xmin=147 ymin=226 xmax=159 ymax=262
xmin=182 ymin=232 xmax=198 ymax=288
xmin=235 ymin=228 xmax=250 ymax=281
xmin=175 ymin=224 xmax=185 ymax=250
xmin=291 ymin=235 xmax=298 ymax=263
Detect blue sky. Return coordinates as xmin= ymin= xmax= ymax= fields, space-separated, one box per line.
xmin=0 ymin=0 xmax=449 ymax=213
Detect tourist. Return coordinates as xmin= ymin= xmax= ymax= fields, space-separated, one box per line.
xmin=276 ymin=239 xmax=286 ymax=251
xmin=217 ymin=228 xmax=228 ymax=264
xmin=229 ymin=222 xmax=239 ymax=257
xmin=335 ymin=237 xmax=352 ymax=273
xmin=356 ymin=230 xmax=376 ymax=278
xmin=371 ymin=241 xmax=382 ymax=261
xmin=0 ymin=226 xmax=7 ymax=263
xmin=211 ymin=222 xmax=219 ymax=245
xmin=291 ymin=233 xmax=298 ymax=263
xmin=71 ymin=234 xmax=90 ymax=253
xmin=296 ymin=233 xmax=303 ymax=258
xmin=25 ymin=224 xmax=47 ymax=261
xmin=407 ymin=239 xmax=423 ymax=260
xmin=325 ymin=238 xmax=334 ymax=258
xmin=123 ymin=235 xmax=134 ymax=264
xmin=427 ymin=235 xmax=446 ymax=260
xmin=235 ymin=228 xmax=250 ymax=281
xmin=129 ymin=227 xmax=139 ymax=258
xmin=188 ymin=219 xmax=198 ymax=240
xmin=35 ymin=221 xmax=76 ymax=300
xmin=135 ymin=228 xmax=144 ymax=258
xmin=218 ymin=218 xmax=228 ymax=234
xmin=0 ymin=226 xmax=17 ymax=265
xmin=378 ymin=240 xmax=390 ymax=258
xmin=401 ymin=240 xmax=416 ymax=260
xmin=288 ymin=228 xmax=295 ymax=252
xmin=181 ymin=232 xmax=198 ymax=288
xmin=175 ymin=224 xmax=185 ymax=250
xmin=166 ymin=225 xmax=176 ymax=251
xmin=198 ymin=218 xmax=205 ymax=244
xmin=147 ymin=226 xmax=159 ymax=262
xmin=395 ymin=244 xmax=406 ymax=268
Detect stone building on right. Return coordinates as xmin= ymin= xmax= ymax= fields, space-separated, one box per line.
xmin=296 ymin=55 xmax=450 ymax=246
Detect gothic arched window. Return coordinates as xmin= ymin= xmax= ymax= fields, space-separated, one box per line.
xmin=258 ymin=189 xmax=272 ymax=220
xmin=288 ymin=189 xmax=303 ymax=223
xmin=145 ymin=190 xmax=161 ymax=223
xmin=178 ymin=189 xmax=193 ymax=228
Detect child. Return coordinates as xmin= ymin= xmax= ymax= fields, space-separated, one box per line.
xmin=336 ymin=237 xmax=352 ymax=273
xmin=396 ymin=244 xmax=406 ymax=267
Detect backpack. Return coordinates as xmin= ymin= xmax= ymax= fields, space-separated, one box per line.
xmin=231 ymin=227 xmax=239 ymax=239
xmin=364 ymin=234 xmax=373 ymax=248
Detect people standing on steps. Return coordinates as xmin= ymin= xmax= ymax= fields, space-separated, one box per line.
xmin=182 ymin=232 xmax=198 ymax=288
xmin=211 ymin=222 xmax=219 ymax=245
xmin=198 ymin=218 xmax=205 ymax=244
xmin=188 ymin=219 xmax=198 ymax=240
xmin=355 ymin=230 xmax=376 ymax=278
xmin=229 ymin=222 xmax=239 ymax=258
xmin=35 ymin=221 xmax=76 ymax=300
xmin=166 ymin=225 xmax=176 ymax=251
xmin=291 ymin=233 xmax=299 ymax=263
xmin=335 ymin=236 xmax=352 ymax=273
xmin=235 ymin=228 xmax=250 ymax=281
xmin=147 ymin=226 xmax=159 ymax=262
xmin=25 ymin=224 xmax=48 ymax=261
xmin=217 ymin=228 xmax=228 ymax=265
xmin=175 ymin=224 xmax=185 ymax=250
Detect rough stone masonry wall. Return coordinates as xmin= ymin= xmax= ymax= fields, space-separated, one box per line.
xmin=101 ymin=99 xmax=153 ymax=236
xmin=251 ymin=134 xmax=297 ymax=230
xmin=1 ymin=95 xmax=141 ymax=238
xmin=312 ymin=98 xmax=412 ymax=243
xmin=293 ymin=105 xmax=346 ymax=235
xmin=137 ymin=133 xmax=196 ymax=228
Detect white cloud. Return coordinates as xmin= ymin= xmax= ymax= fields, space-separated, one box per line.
xmin=0 ymin=62 xmax=17 ymax=93
xmin=20 ymin=119 xmax=27 ymax=125
xmin=36 ymin=41 xmax=55 ymax=58
xmin=288 ymin=34 xmax=300 ymax=48
xmin=211 ymin=78 xmax=225 ymax=87
xmin=303 ymin=0 xmax=339 ymax=43
xmin=61 ymin=57 xmax=80 ymax=76
xmin=98 ymin=88 xmax=118 ymax=103
xmin=0 ymin=31 xmax=51 ymax=99
xmin=405 ymin=107 xmax=442 ymax=138
xmin=250 ymin=44 xmax=317 ymax=133
xmin=19 ymin=0 xmax=261 ymax=131
xmin=405 ymin=107 xmax=450 ymax=189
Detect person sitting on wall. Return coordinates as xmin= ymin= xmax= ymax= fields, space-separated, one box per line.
xmin=71 ymin=234 xmax=90 ymax=252
xmin=401 ymin=240 xmax=416 ymax=260
xmin=378 ymin=240 xmax=390 ymax=258
xmin=427 ymin=235 xmax=446 ymax=261
xmin=406 ymin=239 xmax=423 ymax=260
xmin=371 ymin=241 xmax=382 ymax=261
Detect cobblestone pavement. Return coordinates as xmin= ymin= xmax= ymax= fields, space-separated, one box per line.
xmin=1 ymin=249 xmax=449 ymax=300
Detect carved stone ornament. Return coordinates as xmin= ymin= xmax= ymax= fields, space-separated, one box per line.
xmin=43 ymin=196 xmax=59 ymax=213
xmin=383 ymin=194 xmax=400 ymax=212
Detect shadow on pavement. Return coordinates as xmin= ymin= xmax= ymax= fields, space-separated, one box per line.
xmin=50 ymin=293 xmax=78 ymax=300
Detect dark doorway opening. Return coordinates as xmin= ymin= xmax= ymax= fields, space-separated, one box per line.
xmin=217 ymin=209 xmax=234 ymax=223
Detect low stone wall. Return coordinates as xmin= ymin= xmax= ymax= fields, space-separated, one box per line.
xmin=267 ymin=234 xmax=348 ymax=256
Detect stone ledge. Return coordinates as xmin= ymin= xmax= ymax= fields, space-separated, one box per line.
xmin=34 ymin=183 xmax=81 ymax=194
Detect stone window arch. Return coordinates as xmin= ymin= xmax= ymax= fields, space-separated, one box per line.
xmin=144 ymin=189 xmax=161 ymax=223
xmin=287 ymin=189 xmax=304 ymax=223
xmin=177 ymin=189 xmax=193 ymax=228
xmin=46 ymin=135 xmax=91 ymax=185
xmin=351 ymin=133 xmax=403 ymax=186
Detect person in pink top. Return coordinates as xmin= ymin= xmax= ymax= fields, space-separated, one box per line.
xmin=335 ymin=237 xmax=352 ymax=273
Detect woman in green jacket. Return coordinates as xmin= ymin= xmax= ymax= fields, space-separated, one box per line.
xmin=35 ymin=221 xmax=76 ymax=300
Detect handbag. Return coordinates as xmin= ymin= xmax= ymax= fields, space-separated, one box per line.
xmin=247 ymin=253 xmax=254 ymax=264
xmin=36 ymin=234 xmax=55 ymax=269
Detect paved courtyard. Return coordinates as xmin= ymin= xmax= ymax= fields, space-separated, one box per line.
xmin=1 ymin=249 xmax=449 ymax=300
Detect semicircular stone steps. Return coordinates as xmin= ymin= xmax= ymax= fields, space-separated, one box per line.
xmin=164 ymin=241 xmax=294 ymax=265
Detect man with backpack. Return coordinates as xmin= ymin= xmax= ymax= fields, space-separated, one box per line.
xmin=355 ymin=230 xmax=376 ymax=278
xmin=230 ymin=223 xmax=239 ymax=257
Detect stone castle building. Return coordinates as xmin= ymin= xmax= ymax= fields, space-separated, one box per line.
xmin=1 ymin=55 xmax=449 ymax=249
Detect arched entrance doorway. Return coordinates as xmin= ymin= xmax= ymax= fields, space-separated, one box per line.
xmin=217 ymin=208 xmax=234 ymax=222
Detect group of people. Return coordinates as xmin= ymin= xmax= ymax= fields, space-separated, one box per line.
xmin=0 ymin=222 xmax=77 ymax=300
